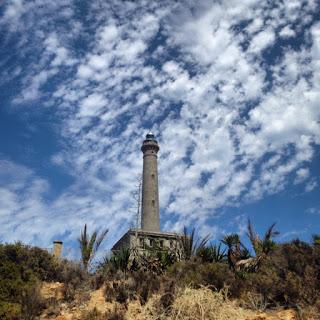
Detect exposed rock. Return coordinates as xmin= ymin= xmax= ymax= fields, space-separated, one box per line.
xmin=41 ymin=282 xmax=65 ymax=301
xmin=246 ymin=309 xmax=298 ymax=320
xmin=86 ymin=286 xmax=114 ymax=313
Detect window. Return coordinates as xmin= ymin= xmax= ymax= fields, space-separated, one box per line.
xmin=139 ymin=237 xmax=144 ymax=247
xmin=159 ymin=240 xmax=164 ymax=248
xmin=152 ymin=200 xmax=155 ymax=207
xmin=149 ymin=238 xmax=155 ymax=247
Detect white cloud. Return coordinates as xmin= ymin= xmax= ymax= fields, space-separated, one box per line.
xmin=305 ymin=179 xmax=318 ymax=192
xmin=99 ymin=24 xmax=119 ymax=47
xmin=294 ymin=168 xmax=310 ymax=184
xmin=79 ymin=93 xmax=106 ymax=117
xmin=247 ymin=18 xmax=264 ymax=34
xmin=279 ymin=25 xmax=295 ymax=38
xmin=77 ymin=65 xmax=94 ymax=79
xmin=1 ymin=0 xmax=320 ymax=252
xmin=1 ymin=0 xmax=26 ymax=30
xmin=248 ymin=28 xmax=275 ymax=53
xmin=88 ymin=54 xmax=110 ymax=70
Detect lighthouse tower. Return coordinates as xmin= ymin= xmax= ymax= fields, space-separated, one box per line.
xmin=141 ymin=132 xmax=160 ymax=232
xmin=111 ymin=133 xmax=181 ymax=254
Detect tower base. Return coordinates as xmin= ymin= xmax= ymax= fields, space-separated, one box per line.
xmin=111 ymin=229 xmax=182 ymax=255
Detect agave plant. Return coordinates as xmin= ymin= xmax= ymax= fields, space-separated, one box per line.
xmin=78 ymin=224 xmax=108 ymax=271
xmin=179 ymin=227 xmax=210 ymax=260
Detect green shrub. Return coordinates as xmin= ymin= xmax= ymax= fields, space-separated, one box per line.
xmin=235 ymin=241 xmax=320 ymax=308
xmin=0 ymin=301 xmax=21 ymax=320
xmin=167 ymin=260 xmax=234 ymax=290
xmin=196 ymin=244 xmax=226 ymax=263
xmin=57 ymin=260 xmax=88 ymax=301
xmin=0 ymin=242 xmax=65 ymax=318
xmin=20 ymin=283 xmax=45 ymax=320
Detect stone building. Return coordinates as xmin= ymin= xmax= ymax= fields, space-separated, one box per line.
xmin=112 ymin=133 xmax=181 ymax=254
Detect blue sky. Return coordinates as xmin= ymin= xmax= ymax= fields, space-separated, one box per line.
xmin=0 ymin=0 xmax=319 ymax=258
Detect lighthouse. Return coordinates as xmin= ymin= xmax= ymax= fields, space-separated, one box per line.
xmin=141 ymin=132 xmax=160 ymax=232
xmin=111 ymin=133 xmax=180 ymax=254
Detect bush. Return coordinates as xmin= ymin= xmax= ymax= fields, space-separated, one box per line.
xmin=236 ymin=241 xmax=320 ymax=308
xmin=20 ymin=283 xmax=45 ymax=320
xmin=104 ymin=270 xmax=163 ymax=306
xmin=167 ymin=260 xmax=234 ymax=290
xmin=167 ymin=239 xmax=320 ymax=311
xmin=0 ymin=302 xmax=21 ymax=320
xmin=155 ymin=279 xmax=176 ymax=315
xmin=0 ymin=242 xmax=59 ymax=319
xmin=57 ymin=260 xmax=88 ymax=301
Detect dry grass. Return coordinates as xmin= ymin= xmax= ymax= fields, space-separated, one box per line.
xmin=141 ymin=286 xmax=254 ymax=320
xmin=38 ymin=284 xmax=304 ymax=320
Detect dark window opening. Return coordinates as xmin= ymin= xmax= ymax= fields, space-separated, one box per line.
xmin=152 ymin=200 xmax=155 ymax=207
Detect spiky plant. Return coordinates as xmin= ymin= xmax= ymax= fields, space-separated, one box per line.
xmin=78 ymin=224 xmax=108 ymax=271
xmin=157 ymin=249 xmax=177 ymax=269
xmin=179 ymin=227 xmax=210 ymax=260
xmin=247 ymin=219 xmax=279 ymax=256
xmin=312 ymin=234 xmax=320 ymax=246
xmin=221 ymin=233 xmax=240 ymax=248
xmin=221 ymin=233 xmax=248 ymax=270
xmin=109 ymin=248 xmax=131 ymax=272
xmin=197 ymin=243 xmax=226 ymax=263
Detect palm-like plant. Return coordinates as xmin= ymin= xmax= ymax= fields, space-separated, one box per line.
xmin=312 ymin=234 xmax=320 ymax=246
xmin=247 ymin=219 xmax=279 ymax=256
xmin=197 ymin=243 xmax=226 ymax=263
xmin=179 ymin=227 xmax=210 ymax=260
xmin=221 ymin=233 xmax=242 ymax=270
xmin=109 ymin=248 xmax=131 ymax=272
xmin=78 ymin=224 xmax=108 ymax=271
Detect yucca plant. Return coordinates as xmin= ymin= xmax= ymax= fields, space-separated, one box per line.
xmin=312 ymin=234 xmax=320 ymax=246
xmin=221 ymin=233 xmax=241 ymax=251
xmin=78 ymin=224 xmax=108 ymax=271
xmin=109 ymin=248 xmax=131 ymax=272
xmin=247 ymin=219 xmax=279 ymax=256
xmin=197 ymin=243 xmax=226 ymax=263
xmin=221 ymin=233 xmax=241 ymax=270
xmin=179 ymin=227 xmax=210 ymax=260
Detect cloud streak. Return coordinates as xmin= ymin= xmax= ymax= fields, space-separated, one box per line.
xmin=0 ymin=0 xmax=319 ymax=255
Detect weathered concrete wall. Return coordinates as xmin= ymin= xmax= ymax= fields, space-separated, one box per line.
xmin=112 ymin=229 xmax=182 ymax=255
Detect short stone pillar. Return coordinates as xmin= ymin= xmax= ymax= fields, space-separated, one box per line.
xmin=53 ymin=240 xmax=63 ymax=259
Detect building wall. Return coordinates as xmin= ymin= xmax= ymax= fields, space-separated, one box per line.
xmin=128 ymin=231 xmax=182 ymax=254
xmin=112 ymin=230 xmax=182 ymax=255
